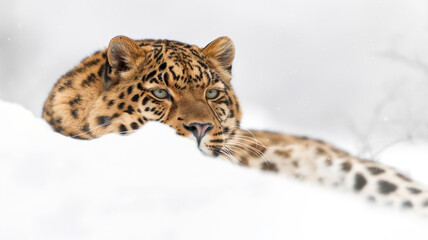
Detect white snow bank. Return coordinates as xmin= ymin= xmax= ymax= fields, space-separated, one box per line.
xmin=0 ymin=100 xmax=427 ymax=240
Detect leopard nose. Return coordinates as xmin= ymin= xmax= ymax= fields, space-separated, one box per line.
xmin=183 ymin=122 xmax=214 ymax=145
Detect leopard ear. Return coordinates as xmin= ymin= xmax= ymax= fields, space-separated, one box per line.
xmin=203 ymin=37 xmax=235 ymax=73
xmin=107 ymin=35 xmax=145 ymax=73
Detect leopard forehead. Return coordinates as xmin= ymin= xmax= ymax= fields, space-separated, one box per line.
xmin=137 ymin=40 xmax=228 ymax=93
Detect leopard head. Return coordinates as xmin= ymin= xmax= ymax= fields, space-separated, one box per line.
xmin=104 ymin=36 xmax=242 ymax=156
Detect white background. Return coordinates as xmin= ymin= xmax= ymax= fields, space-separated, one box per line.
xmin=1 ymin=0 xmax=428 ymax=155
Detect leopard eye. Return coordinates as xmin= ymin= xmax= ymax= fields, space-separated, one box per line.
xmin=153 ymin=89 xmax=169 ymax=99
xmin=206 ymin=89 xmax=219 ymax=99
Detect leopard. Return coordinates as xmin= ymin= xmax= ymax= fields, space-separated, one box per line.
xmin=43 ymin=35 xmax=428 ymax=215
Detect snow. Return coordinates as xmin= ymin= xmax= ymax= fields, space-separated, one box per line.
xmin=1 ymin=1 xmax=428 ymax=238
xmin=0 ymin=100 xmax=427 ymax=240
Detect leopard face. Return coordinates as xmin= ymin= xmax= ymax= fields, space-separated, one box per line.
xmin=104 ymin=36 xmax=241 ymax=156
xmin=43 ymin=36 xmax=242 ymax=157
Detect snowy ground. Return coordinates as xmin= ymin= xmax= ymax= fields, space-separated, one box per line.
xmin=1 ymin=1 xmax=427 ymax=239
xmin=0 ymin=100 xmax=427 ymax=240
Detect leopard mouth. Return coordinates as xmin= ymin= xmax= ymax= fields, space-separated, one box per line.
xmin=197 ymin=142 xmax=215 ymax=157
xmin=196 ymin=138 xmax=223 ymax=158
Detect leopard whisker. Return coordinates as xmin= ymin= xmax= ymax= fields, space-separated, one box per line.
xmin=221 ymin=146 xmax=243 ymax=165
xmin=223 ymin=145 xmax=254 ymax=165
xmin=225 ymin=142 xmax=266 ymax=163
xmin=213 ymin=145 xmax=235 ymax=162
xmin=225 ymin=140 xmax=267 ymax=160
xmin=230 ymin=132 xmax=269 ymax=150
xmin=228 ymin=135 xmax=269 ymax=150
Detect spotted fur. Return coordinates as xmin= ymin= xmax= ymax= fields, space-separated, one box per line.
xmin=43 ymin=36 xmax=428 ymax=215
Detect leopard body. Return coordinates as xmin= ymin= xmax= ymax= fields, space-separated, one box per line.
xmin=43 ymin=36 xmax=428 ymax=215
